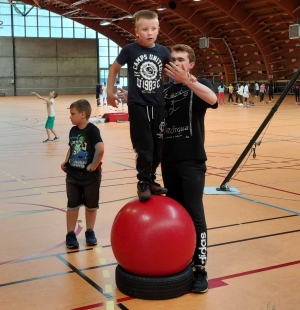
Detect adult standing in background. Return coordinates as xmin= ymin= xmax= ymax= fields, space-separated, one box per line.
xmin=254 ymin=81 xmax=259 ymax=97
xmin=266 ymin=80 xmax=274 ymax=103
xmin=102 ymin=82 xmax=107 ymax=106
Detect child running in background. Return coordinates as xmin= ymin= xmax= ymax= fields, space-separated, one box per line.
xmin=31 ymin=90 xmax=59 ymax=143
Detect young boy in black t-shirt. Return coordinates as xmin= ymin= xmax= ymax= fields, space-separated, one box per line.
xmin=61 ymin=99 xmax=104 ymax=249
xmin=107 ymin=10 xmax=171 ymax=201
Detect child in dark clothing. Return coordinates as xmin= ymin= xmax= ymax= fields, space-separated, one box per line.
xmin=107 ymin=10 xmax=171 ymax=201
xmin=61 ymin=99 xmax=104 ymax=249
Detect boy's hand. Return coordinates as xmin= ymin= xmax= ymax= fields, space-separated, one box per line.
xmin=86 ymin=162 xmax=102 ymax=172
xmin=107 ymin=93 xmax=119 ymax=108
xmin=116 ymin=88 xmax=128 ymax=103
xmin=164 ymin=63 xmax=194 ymax=84
xmin=61 ymin=162 xmax=67 ymax=172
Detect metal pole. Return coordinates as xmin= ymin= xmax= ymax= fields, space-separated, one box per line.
xmin=220 ymin=67 xmax=300 ymax=190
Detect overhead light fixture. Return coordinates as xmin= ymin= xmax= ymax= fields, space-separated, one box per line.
xmin=100 ymin=20 xmax=111 ymax=26
xmin=193 ymin=0 xmax=202 ymax=2
xmin=157 ymin=5 xmax=166 ymax=11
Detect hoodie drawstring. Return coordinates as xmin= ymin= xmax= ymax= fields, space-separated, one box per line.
xmin=146 ymin=106 xmax=154 ymax=122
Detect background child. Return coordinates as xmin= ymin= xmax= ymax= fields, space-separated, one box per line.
xmin=61 ymin=99 xmax=104 ymax=249
xmin=259 ymin=83 xmax=266 ymax=103
xmin=217 ymin=82 xmax=225 ymax=105
xmin=225 ymin=83 xmax=234 ymax=102
xmin=243 ymin=82 xmax=251 ymax=108
xmin=107 ymin=10 xmax=171 ymax=201
xmin=30 ymin=90 xmax=59 ymax=142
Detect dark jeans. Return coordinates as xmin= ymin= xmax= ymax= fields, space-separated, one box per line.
xmin=161 ymin=159 xmax=207 ymax=266
xmin=228 ymin=93 xmax=234 ymax=102
xmin=269 ymin=91 xmax=274 ymax=101
xmin=260 ymin=92 xmax=265 ymax=102
xmin=235 ymin=93 xmax=239 ymax=102
xmin=128 ymin=104 xmax=165 ymax=182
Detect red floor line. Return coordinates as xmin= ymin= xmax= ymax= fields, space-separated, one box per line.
xmin=209 ymin=259 xmax=300 ymax=289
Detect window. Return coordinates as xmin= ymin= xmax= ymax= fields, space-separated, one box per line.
xmin=50 ymin=16 xmax=61 ymax=28
xmin=99 ymin=46 xmax=108 ymax=56
xmin=99 ymin=38 xmax=108 ymax=47
xmin=1 ymin=25 xmax=12 ymax=36
xmin=38 ymin=16 xmax=49 ymax=27
xmin=109 ymin=46 xmax=118 ymax=57
xmin=13 ymin=14 xmax=25 ymax=26
xmin=26 ymin=16 xmax=37 ymax=27
xmin=86 ymin=28 xmax=96 ymax=39
xmin=13 ymin=25 xmax=25 ymax=36
xmin=100 ymin=57 xmax=109 ymax=67
xmin=0 ymin=3 xmax=11 ymax=14
xmin=63 ymin=27 xmax=73 ymax=38
xmin=51 ymin=27 xmax=62 ymax=38
xmin=38 ymin=27 xmax=50 ymax=37
xmin=26 ymin=27 xmax=38 ymax=37
xmin=62 ymin=18 xmax=73 ymax=28
xmin=74 ymin=27 xmax=85 ymax=38
xmin=0 ymin=1 xmax=128 ymax=85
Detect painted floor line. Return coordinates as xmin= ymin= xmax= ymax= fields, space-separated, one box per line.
xmin=231 ymin=193 xmax=300 ymax=215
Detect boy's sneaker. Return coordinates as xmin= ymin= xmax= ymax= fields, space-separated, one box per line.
xmin=137 ymin=181 xmax=151 ymax=201
xmin=53 ymin=136 xmax=59 ymax=141
xmin=66 ymin=231 xmax=79 ymax=249
xmin=192 ymin=266 xmax=208 ymax=294
xmin=85 ymin=229 xmax=98 ymax=246
xmin=149 ymin=181 xmax=168 ymax=195
xmin=43 ymin=138 xmax=51 ymax=143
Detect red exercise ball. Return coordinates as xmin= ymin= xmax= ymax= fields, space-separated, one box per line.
xmin=111 ymin=195 xmax=196 ymax=276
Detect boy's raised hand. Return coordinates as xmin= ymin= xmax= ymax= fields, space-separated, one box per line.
xmin=164 ymin=63 xmax=196 ymax=84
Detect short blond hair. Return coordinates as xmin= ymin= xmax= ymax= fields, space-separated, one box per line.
xmin=133 ymin=10 xmax=158 ymax=27
xmin=70 ymin=99 xmax=91 ymax=119
xmin=171 ymin=44 xmax=196 ymax=63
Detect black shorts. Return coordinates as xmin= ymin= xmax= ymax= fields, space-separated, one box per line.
xmin=66 ymin=169 xmax=101 ymax=210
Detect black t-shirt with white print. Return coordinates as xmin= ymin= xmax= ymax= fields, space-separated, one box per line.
xmin=66 ymin=122 xmax=103 ymax=173
xmin=162 ymin=78 xmax=218 ymax=162
xmin=116 ymin=42 xmax=171 ymax=106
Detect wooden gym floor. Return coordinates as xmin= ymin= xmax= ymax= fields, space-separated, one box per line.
xmin=0 ymin=93 xmax=300 ymax=310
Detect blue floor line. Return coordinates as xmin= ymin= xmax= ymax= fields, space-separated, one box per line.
xmin=230 ymin=194 xmax=300 ymax=215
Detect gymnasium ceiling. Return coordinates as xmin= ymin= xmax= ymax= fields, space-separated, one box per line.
xmin=19 ymin=0 xmax=300 ymax=82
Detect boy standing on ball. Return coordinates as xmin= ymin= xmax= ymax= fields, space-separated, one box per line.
xmin=107 ymin=10 xmax=171 ymax=202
